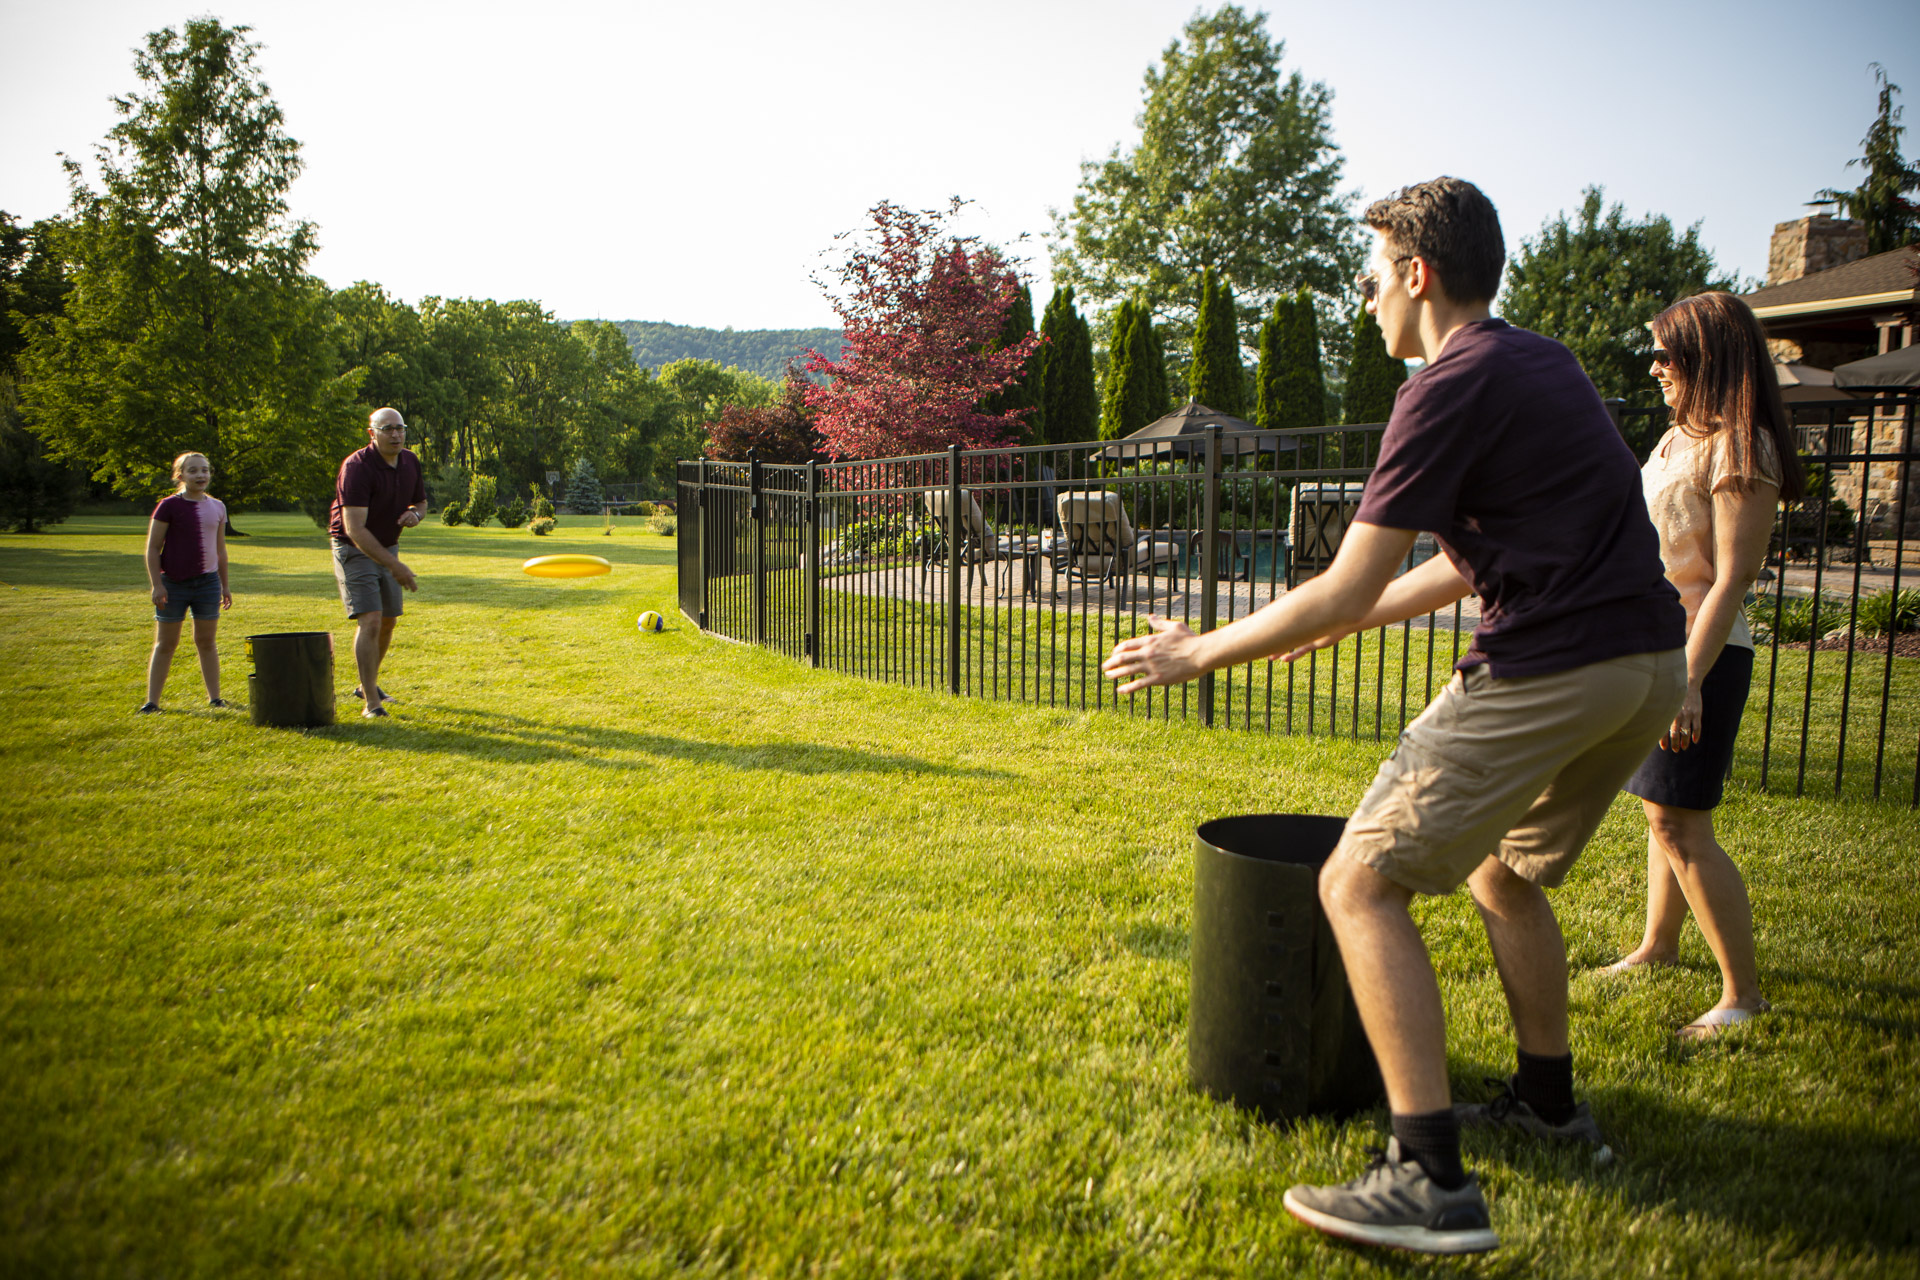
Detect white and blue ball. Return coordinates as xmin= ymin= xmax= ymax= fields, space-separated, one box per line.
xmin=637 ymin=610 xmax=665 ymax=633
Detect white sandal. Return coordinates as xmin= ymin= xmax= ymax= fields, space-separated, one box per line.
xmin=1676 ymin=999 xmax=1771 ymax=1040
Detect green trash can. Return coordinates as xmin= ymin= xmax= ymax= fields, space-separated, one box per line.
xmin=245 ymin=632 xmax=335 ymax=728
xmin=1190 ymin=814 xmax=1383 ymax=1123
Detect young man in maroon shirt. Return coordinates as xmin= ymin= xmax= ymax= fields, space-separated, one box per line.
xmin=1104 ymin=178 xmax=1685 ymax=1254
xmin=328 ymin=407 xmax=428 ymax=719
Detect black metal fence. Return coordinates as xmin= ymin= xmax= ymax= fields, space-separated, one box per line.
xmin=679 ymin=392 xmax=1920 ymax=806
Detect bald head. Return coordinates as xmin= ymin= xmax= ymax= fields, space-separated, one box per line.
xmin=367 ymin=407 xmax=407 ymax=457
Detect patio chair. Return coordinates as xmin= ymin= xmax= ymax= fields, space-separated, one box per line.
xmin=921 ymin=489 xmax=1026 ymax=594
xmin=1055 ymin=491 xmax=1179 ymax=607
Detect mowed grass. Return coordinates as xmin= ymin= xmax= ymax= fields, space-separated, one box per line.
xmin=1 ymin=514 xmax=1916 ymax=1278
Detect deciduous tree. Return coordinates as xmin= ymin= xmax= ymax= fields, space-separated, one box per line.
xmin=19 ymin=19 xmax=358 ymax=512
xmin=805 ymin=199 xmax=1040 ymax=459
xmin=1 ymin=212 xmax=79 ymax=532
xmin=1050 ymin=5 xmax=1362 ymax=372
xmin=704 ymin=365 xmax=823 ymax=464
xmin=1501 ymin=187 xmax=1734 ymax=403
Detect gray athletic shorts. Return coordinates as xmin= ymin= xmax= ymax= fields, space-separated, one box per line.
xmin=331 ymin=539 xmax=403 ymax=619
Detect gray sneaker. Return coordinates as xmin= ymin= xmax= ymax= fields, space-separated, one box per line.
xmin=1455 ymin=1076 xmax=1614 ymax=1165
xmin=1283 ymin=1138 xmax=1498 ymax=1255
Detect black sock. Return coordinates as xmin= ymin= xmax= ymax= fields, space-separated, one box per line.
xmin=1514 ymin=1048 xmax=1577 ymax=1126
xmin=1392 ymin=1109 xmax=1468 ymax=1190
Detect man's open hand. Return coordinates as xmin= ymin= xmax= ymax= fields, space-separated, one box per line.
xmin=1103 ymin=616 xmax=1205 ymax=694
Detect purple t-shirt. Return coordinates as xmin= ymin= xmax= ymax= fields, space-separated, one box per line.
xmin=1353 ymin=319 xmax=1684 ymax=678
xmin=151 ymin=494 xmax=226 ymax=580
xmin=328 ymin=445 xmax=425 ymax=547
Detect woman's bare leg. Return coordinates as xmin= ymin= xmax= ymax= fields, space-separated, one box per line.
xmin=1644 ymin=800 xmax=1764 ymax=1012
xmin=1616 ymin=818 xmax=1689 ymax=966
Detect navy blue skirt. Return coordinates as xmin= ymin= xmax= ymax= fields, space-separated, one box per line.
xmin=1623 ymin=644 xmax=1753 ymax=811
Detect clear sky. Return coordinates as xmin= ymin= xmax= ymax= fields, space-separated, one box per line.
xmin=4 ymin=0 xmax=1916 ymax=331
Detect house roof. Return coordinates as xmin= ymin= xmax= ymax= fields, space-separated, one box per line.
xmin=1743 ymin=246 xmax=1919 ymax=319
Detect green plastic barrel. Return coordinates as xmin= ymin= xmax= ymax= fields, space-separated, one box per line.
xmin=1190 ymin=814 xmax=1383 ymax=1122
xmin=245 ymin=632 xmax=335 ymax=728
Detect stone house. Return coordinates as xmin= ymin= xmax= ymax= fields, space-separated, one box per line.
xmin=1742 ymin=214 xmax=1918 ymax=543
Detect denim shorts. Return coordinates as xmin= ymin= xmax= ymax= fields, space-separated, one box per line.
xmin=155 ymin=571 xmax=222 ymax=622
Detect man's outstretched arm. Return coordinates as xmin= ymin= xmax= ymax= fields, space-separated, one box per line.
xmin=1103 ymin=522 xmax=1422 ymax=693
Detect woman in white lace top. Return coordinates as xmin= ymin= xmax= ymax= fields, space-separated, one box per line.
xmin=1609 ymin=291 xmax=1806 ymax=1039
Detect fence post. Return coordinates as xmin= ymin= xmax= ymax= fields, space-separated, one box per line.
xmin=750 ymin=451 xmax=766 ymax=646
xmin=948 ymin=444 xmax=963 ymax=696
xmin=1602 ymin=397 xmax=1626 ymax=440
xmin=695 ymin=458 xmax=709 ymax=632
xmin=1199 ymin=425 xmax=1222 ymax=728
xmin=805 ymin=459 xmax=821 ymax=668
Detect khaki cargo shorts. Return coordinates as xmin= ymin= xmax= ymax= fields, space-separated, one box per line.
xmin=331 ymin=539 xmax=404 ymax=619
xmin=1337 ymin=649 xmax=1686 ymax=896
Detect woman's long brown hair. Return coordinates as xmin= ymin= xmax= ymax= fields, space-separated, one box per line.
xmin=1651 ymin=291 xmax=1807 ymax=503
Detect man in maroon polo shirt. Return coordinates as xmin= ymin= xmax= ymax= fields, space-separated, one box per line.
xmin=328 ymin=407 xmax=428 ymax=719
xmin=1104 ymin=178 xmax=1686 ymax=1254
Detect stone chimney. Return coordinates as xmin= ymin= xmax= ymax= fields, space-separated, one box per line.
xmin=1767 ymin=214 xmax=1869 ymax=286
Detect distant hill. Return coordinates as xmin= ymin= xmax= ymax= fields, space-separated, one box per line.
xmin=611 ymin=321 xmax=843 ymax=381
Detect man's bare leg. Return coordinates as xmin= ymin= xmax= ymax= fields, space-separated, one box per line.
xmin=1466 ymin=856 xmax=1569 ymax=1056
xmin=1319 ymin=854 xmax=1451 ymax=1113
xmin=354 ymin=612 xmax=385 ymax=713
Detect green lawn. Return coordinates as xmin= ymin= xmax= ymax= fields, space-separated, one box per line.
xmin=2 ymin=515 xmax=1916 ymax=1277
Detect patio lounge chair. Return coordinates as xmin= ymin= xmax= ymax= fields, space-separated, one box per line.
xmin=922 ymin=489 xmax=1026 ymax=594
xmin=1055 ymin=491 xmax=1179 ymax=607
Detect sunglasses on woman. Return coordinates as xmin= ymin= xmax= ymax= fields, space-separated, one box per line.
xmin=1651 ymin=348 xmax=1675 ymax=366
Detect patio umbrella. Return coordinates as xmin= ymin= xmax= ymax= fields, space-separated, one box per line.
xmin=1090 ymin=400 xmax=1301 ymax=462
xmin=1774 ymin=361 xmax=1857 ymax=404
xmin=1832 ymin=343 xmax=1920 ymax=389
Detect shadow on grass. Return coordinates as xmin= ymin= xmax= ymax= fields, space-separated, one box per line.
xmin=1444 ymin=1071 xmax=1920 ymax=1256
xmin=0 ymin=547 xmax=653 ymax=609
xmin=1120 ymin=921 xmax=1190 ymax=961
xmin=309 ymin=703 xmax=1011 ymax=778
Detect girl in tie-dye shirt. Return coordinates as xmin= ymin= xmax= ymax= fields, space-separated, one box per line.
xmin=141 ymin=452 xmax=232 ymax=713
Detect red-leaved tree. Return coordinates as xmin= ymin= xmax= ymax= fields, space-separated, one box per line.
xmin=805 ymin=199 xmax=1042 ymax=460
xmin=704 ymin=364 xmax=824 ymax=464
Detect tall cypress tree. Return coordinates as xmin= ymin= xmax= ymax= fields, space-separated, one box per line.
xmin=1100 ymin=299 xmax=1155 ymax=441
xmin=1343 ymin=304 xmax=1407 ymax=425
xmin=984 ymin=282 xmax=1041 ymax=443
xmin=1254 ymin=296 xmax=1287 ymax=429
xmin=1271 ymin=287 xmax=1324 ymax=434
xmin=1040 ymin=286 xmax=1098 ymax=445
xmin=1100 ymin=299 xmax=1133 ymax=440
xmin=1215 ymin=277 xmax=1246 ymax=417
xmin=1289 ymin=288 xmax=1326 ymax=425
xmin=1189 ymin=269 xmax=1246 ymax=415
xmin=1190 ymin=270 xmax=1219 ymax=406
xmin=1143 ymin=313 xmax=1170 ymax=418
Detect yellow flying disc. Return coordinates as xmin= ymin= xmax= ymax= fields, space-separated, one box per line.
xmin=522 ymin=554 xmax=612 ymax=578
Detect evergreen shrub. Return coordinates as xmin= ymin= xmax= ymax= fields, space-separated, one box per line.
xmin=441 ymin=502 xmax=465 ymax=526
xmin=465 ymin=476 xmax=498 ymax=528
xmin=497 ymin=497 xmax=528 ymax=529
xmin=530 ymin=516 xmax=556 ymax=536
